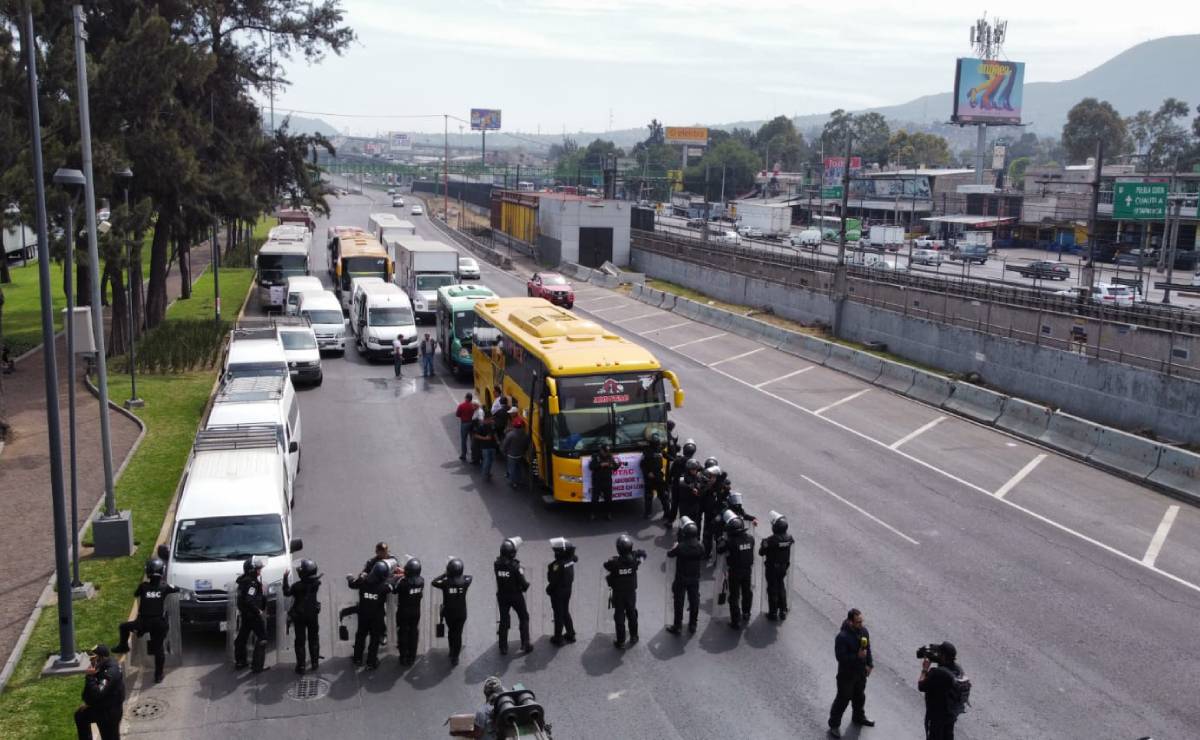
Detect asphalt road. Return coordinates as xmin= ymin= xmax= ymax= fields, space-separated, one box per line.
xmin=123 ymin=185 xmax=1200 ymax=740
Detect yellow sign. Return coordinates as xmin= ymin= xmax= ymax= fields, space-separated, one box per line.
xmin=665 ymin=126 xmax=709 ymax=146
xmin=667 ymin=169 xmax=684 ymax=191
xmin=730 ymin=205 xmax=737 ymax=216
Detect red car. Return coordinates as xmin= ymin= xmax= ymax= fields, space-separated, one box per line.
xmin=527 ymin=272 xmax=575 ymax=308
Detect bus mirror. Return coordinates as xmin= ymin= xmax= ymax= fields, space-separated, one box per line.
xmin=673 ymin=388 xmax=685 ymax=409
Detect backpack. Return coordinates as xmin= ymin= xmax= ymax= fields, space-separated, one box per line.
xmin=948 ymin=667 xmax=972 ymax=716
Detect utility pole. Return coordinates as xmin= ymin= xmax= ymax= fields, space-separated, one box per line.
xmin=1081 ymin=139 xmax=1104 ymax=294
xmin=836 ymin=134 xmax=854 ymax=266
xmin=1162 ymin=196 xmax=1184 ymax=304
xmin=28 ymin=3 xmax=82 ymax=670
xmin=443 ymin=115 xmax=449 ymax=220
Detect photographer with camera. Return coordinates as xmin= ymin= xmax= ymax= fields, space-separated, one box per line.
xmin=917 ymin=641 xmax=970 ymax=740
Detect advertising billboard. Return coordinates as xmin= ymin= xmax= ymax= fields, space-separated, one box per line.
xmin=389 ymin=132 xmax=412 ymax=151
xmin=665 ymin=127 xmax=709 ymax=145
xmin=952 ymin=58 xmax=1025 ymax=125
xmin=822 ymin=156 xmax=862 ymax=187
xmin=470 ymin=108 xmax=502 ymax=131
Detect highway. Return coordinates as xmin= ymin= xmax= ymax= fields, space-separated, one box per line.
xmin=124 ymin=184 xmax=1200 ymax=740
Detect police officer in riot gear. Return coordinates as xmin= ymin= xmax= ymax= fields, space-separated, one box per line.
xmin=700 ymin=464 xmax=724 ymax=562
xmin=392 ymin=558 xmax=424 ymax=666
xmin=546 ymin=538 xmax=577 ymax=646
xmin=347 ymin=560 xmax=391 ymax=668
xmin=282 ymin=559 xmax=323 ymax=674
xmin=589 ymin=443 xmax=618 ymax=521
xmin=112 ymin=558 xmax=178 ymax=683
xmin=431 ymin=558 xmax=472 ymax=665
xmin=760 ymin=511 xmax=794 ymax=621
xmin=666 ymin=439 xmax=697 ymax=526
xmin=717 ymin=513 xmax=756 ymax=628
xmin=74 ymin=645 xmax=125 ymax=740
xmin=603 ymin=534 xmax=647 ymax=648
xmin=234 ymin=558 xmax=269 ymax=672
xmin=494 ymin=538 xmax=533 ymax=655
xmin=641 ymin=433 xmax=668 ymax=519
xmin=666 ymin=420 xmax=680 ymax=459
xmin=674 ymin=457 xmax=704 ymax=530
xmin=666 ymin=519 xmax=705 ymax=635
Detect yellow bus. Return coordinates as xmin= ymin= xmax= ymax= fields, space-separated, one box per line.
xmin=472 ymin=297 xmax=684 ymax=504
xmin=327 ymin=227 xmax=393 ymax=302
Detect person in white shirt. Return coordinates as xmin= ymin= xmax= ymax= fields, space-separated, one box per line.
xmin=392 ymin=334 xmax=405 ymax=378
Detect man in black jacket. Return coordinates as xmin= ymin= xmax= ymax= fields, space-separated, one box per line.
xmin=431 ymin=558 xmax=472 ymax=666
xmin=113 ymin=557 xmax=178 ymax=682
xmin=546 ymin=538 xmax=577 ymax=646
xmin=494 ymin=537 xmax=533 ymax=655
xmin=640 ymin=433 xmax=667 ymax=520
xmin=392 ymin=558 xmax=425 ymax=666
xmin=74 ymin=644 xmax=125 ymax=740
xmin=589 ymin=443 xmax=617 ymax=521
xmin=282 ymin=559 xmax=323 ymax=674
xmin=919 ymin=641 xmax=965 ymax=740
xmin=716 ymin=514 xmax=755 ymax=629
xmin=665 ymin=518 xmax=705 ymax=635
xmin=759 ymin=511 xmax=794 ymax=621
xmin=234 ymin=558 xmax=269 ymax=672
xmin=347 ymin=561 xmax=391 ymax=668
xmin=603 ymin=535 xmax=646 ymax=648
xmin=665 ymin=439 xmax=696 ymax=527
xmin=828 ymin=607 xmax=875 ymax=737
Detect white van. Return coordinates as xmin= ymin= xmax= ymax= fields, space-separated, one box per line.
xmin=164 ymin=424 xmax=301 ymax=628
xmin=350 ymin=282 xmax=417 ymax=360
xmin=790 ymin=229 xmax=822 ymax=248
xmin=207 ymin=373 xmax=302 ymax=485
xmin=275 ymin=322 xmax=322 ymax=386
xmin=297 ymin=290 xmax=346 ymax=354
xmin=223 ymin=328 xmax=289 ymax=382
xmin=284 ymin=276 xmax=323 ymax=317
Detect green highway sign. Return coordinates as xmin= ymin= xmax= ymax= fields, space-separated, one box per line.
xmin=1113 ymin=181 xmax=1168 ymax=220
xmin=820 ymin=186 xmax=843 ymax=199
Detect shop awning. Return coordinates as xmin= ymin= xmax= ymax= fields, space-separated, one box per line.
xmin=921 ymin=215 xmax=1018 ymax=228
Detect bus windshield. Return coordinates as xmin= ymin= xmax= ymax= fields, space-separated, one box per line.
xmin=258 ymin=254 xmax=307 ymax=283
xmin=452 ymin=310 xmax=479 ymax=341
xmin=552 ymin=373 xmax=667 ymax=454
xmin=342 ymin=256 xmax=388 ymax=289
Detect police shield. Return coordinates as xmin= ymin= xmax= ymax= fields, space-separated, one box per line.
xmin=224 ymin=580 xmax=238 ymax=663
xmin=594 ymin=572 xmax=612 ymax=635
xmin=521 ymin=565 xmax=543 ymax=639
xmin=273 ymin=580 xmax=293 ymax=664
xmin=128 ymin=593 xmax=184 ymax=672
xmin=662 ymin=553 xmax=678 ymax=629
xmin=332 ymin=579 xmax=361 ymax=660
xmin=707 ymin=553 xmax=729 ymax=617
xmin=427 ymin=583 xmax=457 ymax=654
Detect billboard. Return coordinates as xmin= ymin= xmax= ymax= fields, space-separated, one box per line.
xmin=822 ymin=156 xmax=862 ymax=187
xmin=952 ymin=58 xmax=1025 ymax=125
xmin=389 ymin=132 xmax=412 ymax=151
xmin=470 ymin=108 xmax=502 ymax=131
xmin=665 ymin=126 xmax=708 ymax=145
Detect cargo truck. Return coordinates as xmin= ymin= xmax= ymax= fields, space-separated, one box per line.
xmin=734 ymin=201 xmax=793 ymax=239
xmin=392 ymin=237 xmax=459 ymax=321
xmin=863 ymin=225 xmax=905 ymax=251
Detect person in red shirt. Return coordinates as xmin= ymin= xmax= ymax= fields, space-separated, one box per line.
xmin=455 ymin=392 xmax=476 ymax=461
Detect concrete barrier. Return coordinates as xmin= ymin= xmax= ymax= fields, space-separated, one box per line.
xmin=672 ymin=298 xmax=704 ymax=321
xmin=942 ymin=382 xmax=1008 ymax=425
xmin=995 ymin=398 xmax=1053 ymax=439
xmin=906 ymin=370 xmax=955 ymax=407
xmin=1147 ymin=447 xmax=1200 ymax=504
xmin=1039 ymin=412 xmax=1103 ymax=459
xmin=1086 ymin=428 xmax=1163 ymax=481
xmin=659 ymin=291 xmax=678 ymax=311
xmin=777 ymin=334 xmax=830 ymax=365
xmin=876 ymin=360 xmax=916 ymax=395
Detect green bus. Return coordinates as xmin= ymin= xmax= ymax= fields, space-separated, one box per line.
xmin=435 ymin=284 xmax=498 ymax=378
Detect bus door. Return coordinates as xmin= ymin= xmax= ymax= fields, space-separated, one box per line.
xmin=529 ymin=371 xmax=550 ymax=487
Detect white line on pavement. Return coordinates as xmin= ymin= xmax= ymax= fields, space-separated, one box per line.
xmin=754 ymin=365 xmax=814 ymax=388
xmin=1142 ymin=505 xmax=1180 ymax=567
xmin=993 ymin=453 xmax=1048 ymax=499
xmin=669 ymin=333 xmax=726 ymax=350
xmin=801 ymin=475 xmax=920 ymax=545
xmin=436 ymin=375 xmax=460 ymax=404
xmin=814 ymin=388 xmax=871 ymax=415
xmin=707 ymin=347 xmax=765 ymax=367
xmin=615 ymin=312 xmax=663 ymax=324
xmin=638 ymin=320 xmax=691 ymax=335
xmin=580 ymin=295 xmax=624 ymax=307
xmin=889 ymin=416 xmax=948 ymax=450
xmin=586 ymin=304 xmax=633 ymax=315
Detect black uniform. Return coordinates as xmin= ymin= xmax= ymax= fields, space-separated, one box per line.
xmin=640 ymin=445 xmax=667 ymax=518
xmin=700 ymin=477 xmax=725 ymax=559
xmin=494 ymin=555 xmax=532 ymax=653
xmin=546 ymin=553 xmax=577 ymax=643
xmin=666 ymin=455 xmax=694 ymax=524
xmin=234 ymin=571 xmax=268 ymax=671
xmin=282 ymin=572 xmax=322 ymax=670
xmin=74 ymin=655 xmax=125 ymax=740
xmin=718 ymin=527 xmax=756 ymax=626
xmin=392 ymin=574 xmax=424 ymax=664
xmin=431 ymin=573 xmax=472 ymax=662
xmin=116 ymin=577 xmax=179 ymax=681
xmin=348 ymin=573 xmax=389 ymax=667
xmin=673 ymin=467 xmax=702 ymax=525
xmin=602 ymin=552 xmax=643 ymax=645
xmin=667 ymin=539 xmax=705 ymax=631
xmin=666 ymin=429 xmax=680 ymax=460
xmin=759 ymin=532 xmax=794 ymax=619
xmin=589 ymin=449 xmax=617 ymax=512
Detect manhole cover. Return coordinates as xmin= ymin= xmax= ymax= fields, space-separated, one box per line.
xmin=129 ymin=697 xmax=168 ymax=721
xmin=287 ymin=676 xmax=331 ymax=701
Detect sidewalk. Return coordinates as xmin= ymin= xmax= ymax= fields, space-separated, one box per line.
xmin=0 ymin=243 xmax=214 ymax=672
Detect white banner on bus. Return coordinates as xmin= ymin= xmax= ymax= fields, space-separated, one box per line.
xmin=583 ymin=452 xmax=645 ymax=501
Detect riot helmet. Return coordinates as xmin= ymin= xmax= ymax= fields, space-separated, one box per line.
xmin=650 ymin=432 xmax=662 ymax=446
xmin=769 ymin=510 xmax=789 ymax=535
xmin=242 ymin=557 xmax=262 ymax=575
xmin=680 ymin=520 xmax=700 ymax=540
xmin=615 ymin=534 xmax=634 ymax=555
xmin=500 ymin=536 xmax=522 ymax=558
xmin=703 ymin=456 xmax=719 ymax=469
xmin=727 ymin=491 xmax=743 ymax=508
xmin=369 ymin=560 xmax=391 ymax=582
xmin=685 ymin=458 xmax=702 ymax=473
xmin=297 ymin=559 xmax=318 ymax=578
xmin=682 ymin=439 xmax=697 ymax=457
xmin=404 ymin=558 xmax=421 ymax=578
xmin=145 ymin=557 xmax=165 ymax=578
xmin=446 ymin=557 xmax=464 ymax=577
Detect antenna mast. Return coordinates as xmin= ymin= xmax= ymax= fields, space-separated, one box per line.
xmin=970 ymin=13 xmax=1007 ymax=59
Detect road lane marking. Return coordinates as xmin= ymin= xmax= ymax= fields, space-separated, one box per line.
xmin=801 ymin=475 xmax=920 ymax=545
xmin=707 ymin=347 xmax=765 ymax=367
xmin=669 ymin=332 xmax=726 ymax=350
xmin=586 ymin=304 xmax=634 ymax=315
xmin=638 ymin=320 xmax=691 ymax=335
xmin=814 ymin=388 xmax=871 ymax=415
xmin=754 ymin=365 xmax=814 ymax=387
xmin=436 ymin=375 xmax=460 ymax=404
xmin=615 ymin=312 xmax=662 ymax=324
xmin=993 ymin=453 xmax=1048 ymax=499
xmin=1142 ymin=505 xmax=1180 ymax=567
xmin=890 ymin=415 xmax=947 ymax=450
xmin=580 ymin=295 xmax=624 ymax=307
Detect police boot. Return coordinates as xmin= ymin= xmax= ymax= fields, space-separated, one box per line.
xmin=295 ymin=662 xmax=305 ymax=675
xmin=251 ymin=639 xmax=269 ymax=673
xmin=112 ymin=642 xmax=131 ymax=654
xmin=767 ymin=610 xmax=779 ymax=621
xmin=498 ymin=634 xmax=508 ymax=655
xmin=310 ymin=656 xmax=320 ymax=672
xmin=665 ymin=624 xmax=681 ymax=635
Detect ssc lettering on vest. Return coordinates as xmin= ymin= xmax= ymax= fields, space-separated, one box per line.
xmin=738 ymin=543 xmax=752 ymax=552
xmin=448 ymin=588 xmax=461 ymax=595
xmin=144 ymin=591 xmax=162 ymax=599
xmin=497 ymin=571 xmax=511 ymax=578
xmin=408 ymin=588 xmax=421 ymax=596
xmin=247 ymin=587 xmax=257 ymax=596
xmin=363 ymin=592 xmax=380 ymax=601
xmin=618 ymin=568 xmax=632 ymax=576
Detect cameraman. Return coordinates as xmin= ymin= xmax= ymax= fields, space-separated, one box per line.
xmin=918 ymin=641 xmax=963 ymax=740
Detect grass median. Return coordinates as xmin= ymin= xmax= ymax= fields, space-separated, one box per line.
xmin=0 ymin=267 xmax=252 ymax=739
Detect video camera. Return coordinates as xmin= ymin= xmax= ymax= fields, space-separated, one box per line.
xmin=916 ymin=643 xmax=950 ymax=664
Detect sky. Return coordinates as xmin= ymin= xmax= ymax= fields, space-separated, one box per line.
xmin=267 ymin=0 xmax=1200 ymax=138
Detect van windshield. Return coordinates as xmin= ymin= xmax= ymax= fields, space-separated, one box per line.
xmin=279 ymin=332 xmax=317 ymax=350
xmin=226 ymin=362 xmax=287 ymax=380
xmin=173 ymin=514 xmax=285 ymax=561
xmin=303 ymin=309 xmax=344 ymax=325
xmin=369 ymin=306 xmax=414 ymax=326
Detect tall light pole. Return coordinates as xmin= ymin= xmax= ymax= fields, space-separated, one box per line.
xmin=114 ymin=167 xmax=141 ymax=408
xmin=74 ymin=3 xmax=133 ymax=557
xmin=25 ymin=3 xmax=83 ymax=670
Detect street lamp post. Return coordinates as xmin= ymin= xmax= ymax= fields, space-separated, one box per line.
xmin=114 ymin=167 xmax=141 ymax=408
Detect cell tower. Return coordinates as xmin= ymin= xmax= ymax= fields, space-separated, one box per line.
xmin=970 ymin=13 xmax=1007 ymax=59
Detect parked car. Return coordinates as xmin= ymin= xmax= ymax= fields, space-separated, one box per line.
xmin=458 ymin=257 xmax=481 ymax=281
xmin=948 ymin=243 xmax=989 ymax=264
xmin=392 ymin=195 xmax=405 ymax=208
xmin=387 ymin=188 xmax=396 ymax=195
xmin=411 ymin=204 xmax=424 ymax=216
xmin=1114 ymin=249 xmax=1156 ymax=267
xmin=527 ymin=272 xmax=574 ymax=308
xmin=738 ymin=226 xmax=764 ymax=238
xmin=910 ymin=248 xmax=943 ymax=266
xmin=712 ymin=229 xmax=741 ymax=245
xmin=1091 ymin=283 xmax=1134 ymax=308
xmin=1007 ymin=260 xmax=1070 ymax=280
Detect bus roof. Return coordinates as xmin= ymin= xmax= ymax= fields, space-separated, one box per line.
xmin=258 ymin=240 xmax=309 ymax=255
xmin=438 ymin=284 xmax=496 ymax=307
xmin=475 ymin=297 xmax=662 ymax=375
xmin=338 ymin=235 xmax=389 ymax=260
